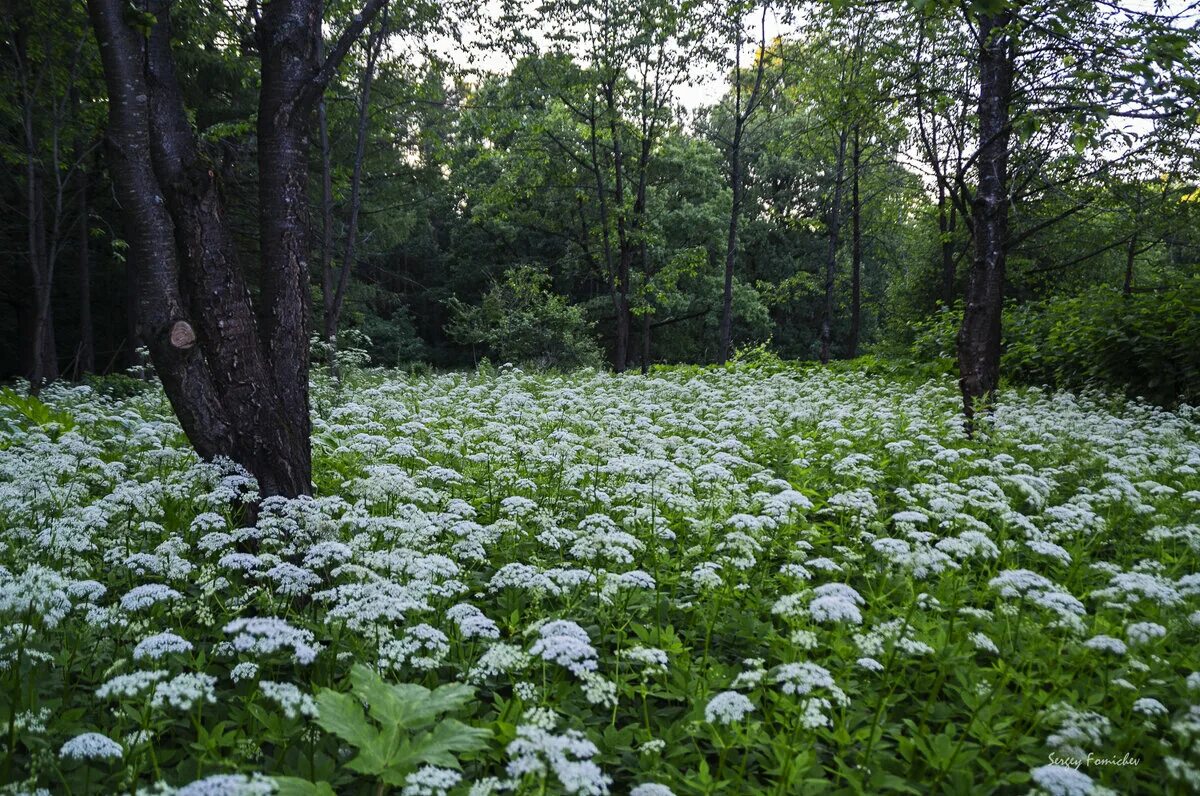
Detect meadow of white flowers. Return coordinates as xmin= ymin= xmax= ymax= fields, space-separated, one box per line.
xmin=1 ymin=364 xmax=1198 ymax=795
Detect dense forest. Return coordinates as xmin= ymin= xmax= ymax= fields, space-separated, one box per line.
xmin=5 ymin=0 xmax=1197 ymax=400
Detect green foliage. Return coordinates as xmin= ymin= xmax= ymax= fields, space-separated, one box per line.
xmin=0 ymin=388 xmax=76 ymax=440
xmin=447 ymin=265 xmax=602 ymax=369
xmin=1004 ymin=280 xmax=1200 ymax=406
xmin=902 ymin=306 xmax=962 ymax=378
xmin=355 ymin=306 xmax=428 ymax=367
xmin=900 ymin=282 xmax=1200 ymax=405
xmin=83 ymin=373 xmax=156 ymax=401
xmin=281 ymin=664 xmax=490 ymax=792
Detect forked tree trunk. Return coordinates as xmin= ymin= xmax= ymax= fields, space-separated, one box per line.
xmin=87 ymin=0 xmax=386 ymax=497
xmin=957 ymin=11 xmax=1014 ymax=427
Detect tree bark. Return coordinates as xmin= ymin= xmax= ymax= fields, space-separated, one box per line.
xmin=87 ymin=0 xmax=386 ymax=497
xmin=717 ymin=8 xmax=769 ymax=366
xmin=818 ymin=128 xmax=848 ymax=364
xmin=26 ymin=153 xmax=59 ymax=391
xmin=256 ymin=0 xmax=322 ymax=483
xmin=87 ymin=0 xmax=237 ymax=456
xmin=640 ymin=309 xmax=651 ymax=375
xmin=957 ymin=10 xmax=1014 ymax=426
xmin=848 ymin=124 xmax=862 ymax=359
xmin=317 ymin=42 xmax=336 ymax=369
xmin=144 ymin=1 xmax=311 ymax=497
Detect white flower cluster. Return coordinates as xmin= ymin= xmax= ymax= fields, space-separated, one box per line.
xmin=528 ymin=620 xmax=598 ymax=677
xmin=506 ymin=725 xmax=611 ymax=795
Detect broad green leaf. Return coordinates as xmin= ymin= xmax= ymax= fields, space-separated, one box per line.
xmin=273 ymin=778 xmax=337 ymax=796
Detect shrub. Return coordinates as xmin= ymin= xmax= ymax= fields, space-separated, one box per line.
xmin=900 ymin=280 xmax=1200 ymax=406
xmin=1004 ymin=280 xmax=1200 ymax=406
xmin=447 ymin=265 xmax=602 ymax=369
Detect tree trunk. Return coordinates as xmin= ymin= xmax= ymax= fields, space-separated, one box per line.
xmin=848 ymin=124 xmax=862 ymax=359
xmin=77 ymin=163 xmax=94 ymax=376
xmin=27 ymin=174 xmax=59 ymax=391
xmin=21 ymin=65 xmax=58 ymax=391
xmin=818 ymin=128 xmax=849 ymax=364
xmin=938 ymin=185 xmax=958 ymax=307
xmin=326 ymin=16 xmax=387 ymax=375
xmin=256 ymin=0 xmax=323 ymax=486
xmin=605 ymin=81 xmax=632 ymax=373
xmin=87 ymin=0 xmax=383 ymax=497
xmin=145 ymin=0 xmax=310 ymax=497
xmin=717 ymin=11 xmax=769 ymax=366
xmin=1122 ymin=232 xmax=1137 ymax=295
xmin=640 ymin=309 xmax=651 ymax=375
xmin=957 ymin=11 xmax=1014 ymax=426
xmin=88 ymin=0 xmax=237 ymax=456
xmin=719 ymin=131 xmax=742 ymax=366
xmin=317 ymin=45 xmax=336 ymax=369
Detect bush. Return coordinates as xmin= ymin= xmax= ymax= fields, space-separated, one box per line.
xmin=1004 ymin=280 xmax=1200 ymax=406
xmin=901 ymin=280 xmax=1200 ymax=405
xmin=447 ymin=265 xmax=602 ymax=369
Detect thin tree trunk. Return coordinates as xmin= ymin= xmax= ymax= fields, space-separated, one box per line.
xmin=848 ymin=124 xmax=862 ymax=359
xmin=18 ymin=29 xmax=58 ymax=392
xmin=718 ymin=8 xmax=769 ymax=365
xmin=640 ymin=309 xmax=651 ymax=375
xmin=317 ymin=42 xmax=336 ymax=367
xmin=938 ymin=184 xmax=958 ymax=306
xmin=326 ymin=15 xmax=387 ymax=375
xmin=77 ymin=161 xmax=94 ymax=376
xmin=605 ymin=80 xmax=632 ymax=373
xmin=719 ymin=130 xmax=742 ymax=366
xmin=1122 ymin=232 xmax=1137 ymax=295
xmin=957 ymin=11 xmax=1014 ymax=427
xmin=819 ymin=128 xmax=849 ymax=364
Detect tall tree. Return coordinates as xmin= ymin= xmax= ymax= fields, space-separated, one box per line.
xmin=3 ymin=1 xmax=99 ymax=389
xmin=323 ymin=9 xmax=390 ymax=377
xmin=86 ymin=0 xmax=387 ymax=497
xmin=714 ymin=3 xmax=775 ymax=365
xmin=948 ymin=0 xmax=1198 ymax=423
xmin=956 ymin=8 xmax=1014 ymax=424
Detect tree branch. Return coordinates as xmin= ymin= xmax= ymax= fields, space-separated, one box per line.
xmin=301 ymin=0 xmax=390 ymax=109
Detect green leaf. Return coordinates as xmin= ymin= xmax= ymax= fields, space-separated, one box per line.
xmin=273 ymin=778 xmax=337 ymax=796
xmin=390 ymin=719 xmax=492 ymax=771
xmin=313 ymin=689 xmax=376 ymax=751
